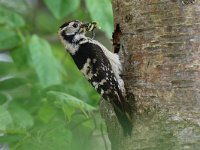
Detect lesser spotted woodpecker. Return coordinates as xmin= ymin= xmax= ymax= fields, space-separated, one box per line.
xmin=58 ymin=20 xmax=132 ymax=135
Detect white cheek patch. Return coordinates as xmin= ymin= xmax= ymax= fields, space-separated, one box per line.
xmin=66 ymin=32 xmax=76 ymax=36
xmin=60 ymin=26 xmax=74 ymax=36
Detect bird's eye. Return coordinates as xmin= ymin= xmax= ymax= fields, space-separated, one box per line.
xmin=72 ymin=23 xmax=78 ymax=28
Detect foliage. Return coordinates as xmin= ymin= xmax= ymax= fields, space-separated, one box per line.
xmin=0 ymin=0 xmax=113 ymax=150
xmin=85 ymin=0 xmax=113 ymax=37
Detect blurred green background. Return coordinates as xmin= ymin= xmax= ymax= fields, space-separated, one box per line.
xmin=0 ymin=0 xmax=113 ymax=149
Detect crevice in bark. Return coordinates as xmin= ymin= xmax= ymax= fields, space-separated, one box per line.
xmin=112 ymin=23 xmax=122 ymax=53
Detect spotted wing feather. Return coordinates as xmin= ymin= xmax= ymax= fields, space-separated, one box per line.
xmin=72 ymin=41 xmax=132 ymax=135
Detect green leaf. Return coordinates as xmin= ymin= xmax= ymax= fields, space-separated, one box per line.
xmin=47 ymin=91 xmax=96 ymax=116
xmin=0 ymin=28 xmax=20 ymax=50
xmin=35 ymin=10 xmax=59 ymax=34
xmin=0 ymin=93 xmax=7 ymax=104
xmin=8 ymin=103 xmax=34 ymax=129
xmin=0 ymin=6 xmax=25 ymax=27
xmin=43 ymin=0 xmax=80 ymax=19
xmin=0 ymin=77 xmax=27 ymax=90
xmin=15 ymin=123 xmax=72 ymax=150
xmin=85 ymin=0 xmax=113 ymax=38
xmin=29 ymin=35 xmax=62 ymax=88
xmin=5 ymin=84 xmax=31 ymax=101
xmin=62 ymin=104 xmax=75 ymax=121
xmin=0 ymin=134 xmax=24 ymax=143
xmin=11 ymin=45 xmax=29 ymax=69
xmin=0 ymin=62 xmax=15 ymax=76
xmin=38 ymin=102 xmax=56 ymax=123
xmin=0 ymin=106 xmax=13 ymax=131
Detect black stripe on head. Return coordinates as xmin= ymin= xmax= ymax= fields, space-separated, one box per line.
xmin=59 ymin=20 xmax=82 ymax=29
xmin=60 ymin=22 xmax=69 ymax=29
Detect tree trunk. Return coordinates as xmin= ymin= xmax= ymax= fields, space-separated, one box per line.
xmin=100 ymin=0 xmax=200 ymax=150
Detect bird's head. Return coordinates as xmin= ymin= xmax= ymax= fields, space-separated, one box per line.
xmin=58 ymin=20 xmax=89 ymax=55
xmin=58 ymin=20 xmax=87 ymax=37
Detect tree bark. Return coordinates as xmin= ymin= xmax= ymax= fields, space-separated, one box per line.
xmin=100 ymin=0 xmax=200 ymax=150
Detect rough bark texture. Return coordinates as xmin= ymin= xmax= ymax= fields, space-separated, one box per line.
xmin=100 ymin=0 xmax=200 ymax=150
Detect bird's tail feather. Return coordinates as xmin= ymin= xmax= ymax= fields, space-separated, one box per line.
xmin=113 ymin=104 xmax=133 ymax=136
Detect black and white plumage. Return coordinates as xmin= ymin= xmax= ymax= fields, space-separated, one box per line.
xmin=58 ymin=20 xmax=132 ymax=135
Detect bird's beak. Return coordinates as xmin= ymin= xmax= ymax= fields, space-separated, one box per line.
xmin=79 ymin=23 xmax=88 ymax=33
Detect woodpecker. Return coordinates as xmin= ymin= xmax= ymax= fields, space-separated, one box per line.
xmin=58 ymin=20 xmax=132 ymax=135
